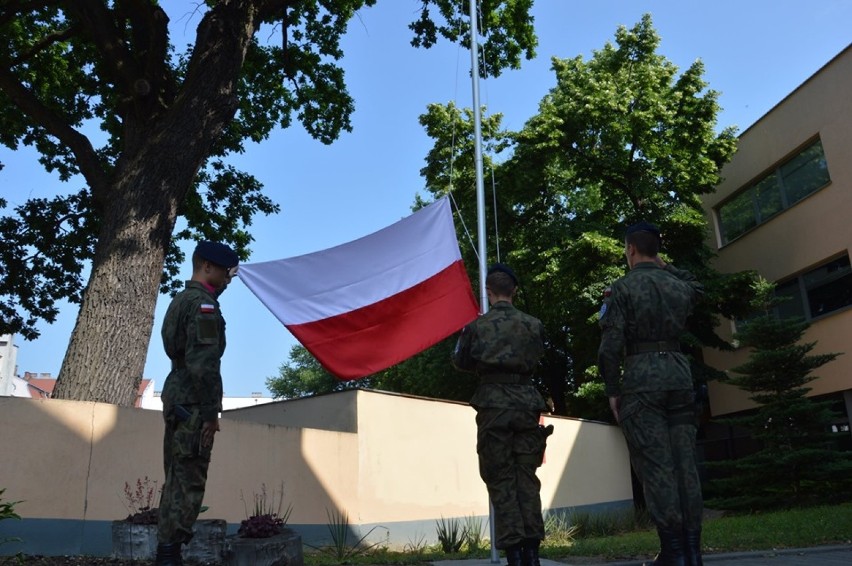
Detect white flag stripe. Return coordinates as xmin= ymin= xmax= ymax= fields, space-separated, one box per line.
xmin=238 ymin=198 xmax=462 ymax=325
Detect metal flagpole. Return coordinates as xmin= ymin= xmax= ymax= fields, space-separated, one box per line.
xmin=467 ymin=0 xmax=499 ymax=563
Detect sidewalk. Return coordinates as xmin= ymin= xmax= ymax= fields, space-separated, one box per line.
xmin=432 ymin=544 xmax=852 ymax=566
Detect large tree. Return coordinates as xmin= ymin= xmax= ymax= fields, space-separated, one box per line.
xmin=0 ymin=0 xmax=538 ymax=406
xmin=419 ymin=14 xmax=747 ymax=416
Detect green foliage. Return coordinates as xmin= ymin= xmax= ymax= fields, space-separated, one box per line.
xmin=418 ymin=14 xmax=741 ymax=417
xmin=266 ymin=344 xmax=366 ymax=399
xmin=408 ymin=0 xmax=537 ymax=79
xmin=0 ymin=488 xmax=23 ymax=548
xmin=543 ymin=511 xmax=579 ymax=546
xmin=315 ymin=508 xmax=387 ymax=562
xmin=238 ymin=482 xmax=293 ymax=538
xmin=707 ymin=278 xmax=851 ymax=511
xmin=435 ymin=516 xmax=466 ymax=553
xmin=461 ymin=514 xmax=486 ymax=553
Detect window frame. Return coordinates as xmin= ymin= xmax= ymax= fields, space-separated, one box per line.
xmin=716 ymin=137 xmax=831 ymax=246
xmin=774 ymin=253 xmax=852 ymax=322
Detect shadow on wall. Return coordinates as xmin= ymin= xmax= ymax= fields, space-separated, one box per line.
xmin=0 ymin=390 xmax=633 ymax=557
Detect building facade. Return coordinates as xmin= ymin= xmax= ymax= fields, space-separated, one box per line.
xmin=700 ymin=46 xmax=852 ymax=438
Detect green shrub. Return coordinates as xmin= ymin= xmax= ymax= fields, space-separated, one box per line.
xmin=0 ymin=488 xmax=23 ymax=548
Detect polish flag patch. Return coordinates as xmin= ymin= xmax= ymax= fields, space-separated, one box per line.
xmin=200 ymin=304 xmax=216 ymax=313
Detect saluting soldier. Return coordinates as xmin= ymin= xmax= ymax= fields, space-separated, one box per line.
xmin=452 ymin=263 xmax=551 ymax=566
xmin=598 ymin=221 xmax=705 ymax=566
xmin=156 ymin=241 xmax=238 ymax=566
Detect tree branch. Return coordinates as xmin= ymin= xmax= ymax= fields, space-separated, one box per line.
xmin=0 ymin=67 xmax=110 ymax=196
xmin=9 ymin=24 xmax=78 ymax=67
xmin=63 ymin=0 xmax=142 ymax=96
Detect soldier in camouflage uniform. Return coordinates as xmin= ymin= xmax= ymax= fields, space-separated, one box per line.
xmin=452 ymin=264 xmax=551 ymax=566
xmin=155 ymin=241 xmax=238 ymax=566
xmin=598 ymin=222 xmax=704 ymax=566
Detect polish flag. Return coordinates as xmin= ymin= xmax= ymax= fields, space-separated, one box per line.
xmin=237 ymin=197 xmax=479 ymax=380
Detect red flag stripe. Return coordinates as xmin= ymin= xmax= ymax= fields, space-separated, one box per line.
xmin=287 ymin=261 xmax=477 ymax=379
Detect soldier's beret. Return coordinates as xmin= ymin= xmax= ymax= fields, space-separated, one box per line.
xmin=626 ymin=221 xmax=661 ymax=241
xmin=195 ymin=241 xmax=239 ymax=268
xmin=487 ymin=263 xmax=519 ymax=286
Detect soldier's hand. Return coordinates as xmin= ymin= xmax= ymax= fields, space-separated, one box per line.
xmin=201 ymin=417 xmax=220 ymax=448
xmin=609 ymin=396 xmax=621 ymax=423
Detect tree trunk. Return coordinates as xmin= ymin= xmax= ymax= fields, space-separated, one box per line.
xmin=52 ymin=163 xmax=181 ymax=406
xmin=51 ymin=2 xmax=258 ymax=405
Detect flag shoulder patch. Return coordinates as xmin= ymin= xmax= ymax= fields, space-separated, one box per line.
xmin=199 ymin=303 xmax=216 ymax=313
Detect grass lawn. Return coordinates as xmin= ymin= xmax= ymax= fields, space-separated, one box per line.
xmin=303 ymin=502 xmax=852 ymax=565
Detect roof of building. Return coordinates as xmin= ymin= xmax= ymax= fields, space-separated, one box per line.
xmin=22 ymin=374 xmax=152 ymax=407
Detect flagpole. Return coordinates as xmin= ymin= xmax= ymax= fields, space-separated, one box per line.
xmin=468 ymin=1 xmax=499 ymax=563
xmin=468 ymin=0 xmax=488 ymax=314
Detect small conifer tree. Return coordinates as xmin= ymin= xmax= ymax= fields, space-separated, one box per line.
xmin=708 ymin=278 xmax=852 ymax=510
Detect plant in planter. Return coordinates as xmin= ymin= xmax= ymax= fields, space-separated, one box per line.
xmin=122 ymin=476 xmax=160 ymax=524
xmin=112 ymin=477 xmax=225 ymax=562
xmin=112 ymin=476 xmax=161 ymax=560
xmin=225 ymin=482 xmax=302 ymax=566
xmin=238 ymin=482 xmax=293 ymax=538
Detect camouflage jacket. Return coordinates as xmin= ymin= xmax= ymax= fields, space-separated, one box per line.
xmin=452 ymin=301 xmax=547 ymax=412
xmin=160 ymin=280 xmax=225 ymax=421
xmin=598 ymin=262 xmax=703 ymax=397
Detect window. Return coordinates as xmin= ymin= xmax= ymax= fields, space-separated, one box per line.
xmin=717 ymin=139 xmax=830 ymax=244
xmin=775 ymin=254 xmax=852 ymax=321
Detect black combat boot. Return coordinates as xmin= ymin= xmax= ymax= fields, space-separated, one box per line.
xmin=504 ymin=543 xmax=523 ymax=566
xmin=155 ymin=542 xmax=183 ymax=566
xmin=521 ymin=537 xmax=541 ymax=566
xmin=652 ymin=527 xmax=685 ymax=566
xmin=684 ymin=528 xmax=703 ymax=566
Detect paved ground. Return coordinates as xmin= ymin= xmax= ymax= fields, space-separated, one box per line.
xmin=433 ymin=544 xmax=852 ymax=566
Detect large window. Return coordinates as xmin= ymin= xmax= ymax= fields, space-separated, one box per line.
xmin=718 ymin=139 xmax=831 ymax=244
xmin=775 ymin=254 xmax=852 ymax=321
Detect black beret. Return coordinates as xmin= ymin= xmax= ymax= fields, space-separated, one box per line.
xmin=487 ymin=263 xmax=518 ymax=286
xmin=195 ymin=241 xmax=239 ymax=268
xmin=626 ymin=221 xmax=661 ymax=240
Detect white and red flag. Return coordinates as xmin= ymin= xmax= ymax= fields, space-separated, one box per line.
xmin=238 ymin=197 xmax=479 ymax=380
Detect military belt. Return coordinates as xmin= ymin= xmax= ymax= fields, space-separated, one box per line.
xmin=625 ymin=340 xmax=681 ymax=356
xmin=479 ymin=373 xmax=532 ymax=385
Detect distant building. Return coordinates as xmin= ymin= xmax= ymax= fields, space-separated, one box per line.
xmin=3 ymin=333 xmax=273 ymax=409
xmin=140 ymin=389 xmax=275 ymax=411
xmin=5 ymin=365 xmax=274 ymax=412
xmin=0 ymin=334 xmax=18 ymax=396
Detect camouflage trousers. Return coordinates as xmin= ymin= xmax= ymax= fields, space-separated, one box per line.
xmin=475 ymin=407 xmax=544 ymax=549
xmin=619 ymin=390 xmax=702 ymax=531
xmin=158 ymin=408 xmax=213 ymax=544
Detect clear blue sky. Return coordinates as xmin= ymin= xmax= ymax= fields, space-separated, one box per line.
xmin=4 ymin=1 xmax=851 ymax=397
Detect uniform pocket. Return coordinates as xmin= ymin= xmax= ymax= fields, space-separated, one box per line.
xmin=195 ymin=313 xmax=220 ymax=345
xmin=174 ymin=421 xmax=201 ymax=459
xmin=618 ymin=396 xmax=643 ymax=423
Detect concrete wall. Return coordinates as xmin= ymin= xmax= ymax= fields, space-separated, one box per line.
xmin=701 ymin=46 xmax=852 ymax=416
xmin=0 ymin=391 xmax=631 ymax=557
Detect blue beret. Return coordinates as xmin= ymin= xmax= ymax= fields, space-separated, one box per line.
xmin=626 ymin=221 xmax=661 ymax=240
xmin=195 ymin=241 xmax=239 ymax=268
xmin=487 ymin=263 xmax=518 ymax=286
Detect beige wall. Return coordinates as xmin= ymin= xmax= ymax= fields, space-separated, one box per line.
xmin=701 ymin=46 xmax=852 ymax=416
xmin=0 ymin=390 xmax=631 ymax=555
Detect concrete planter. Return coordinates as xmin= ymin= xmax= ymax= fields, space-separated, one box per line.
xmin=111 ymin=518 xmax=227 ymax=562
xmin=224 ymin=528 xmax=303 ymax=566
